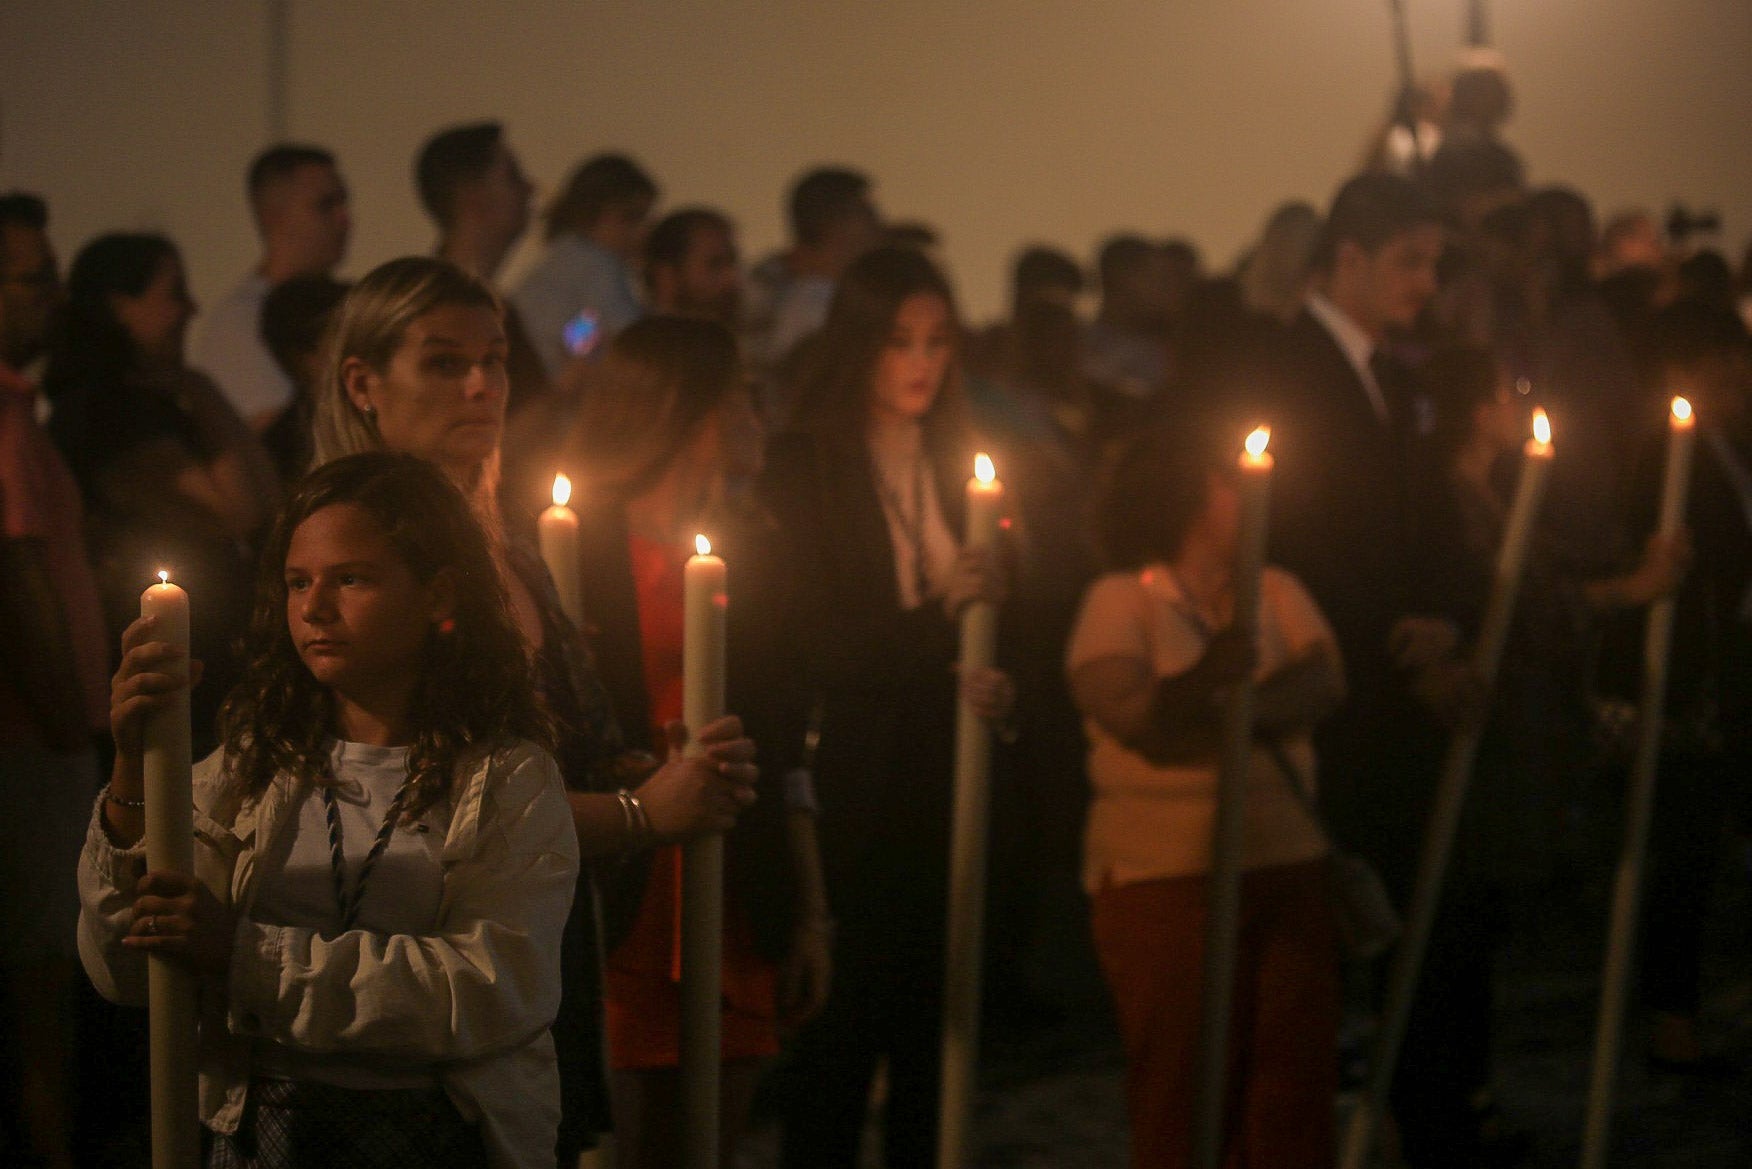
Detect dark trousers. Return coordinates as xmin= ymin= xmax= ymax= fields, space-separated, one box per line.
xmin=1390 ymin=881 xmax=1504 ymax=1169
xmin=780 ymin=868 xmax=947 ymax=1169
xmin=1639 ymin=752 xmax=1733 ymax=1016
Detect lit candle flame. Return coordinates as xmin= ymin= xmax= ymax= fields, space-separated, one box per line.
xmin=1672 ymin=396 xmax=1693 ymax=423
xmin=551 ymin=473 xmax=573 ymax=508
xmin=157 ymin=570 xmax=170 ymax=585
xmin=1532 ymin=408 xmax=1552 ymax=446
xmin=695 ymin=534 xmax=712 ymax=557
xmin=1244 ymin=427 xmax=1271 ymax=458
xmin=974 ymin=453 xmax=995 ymax=484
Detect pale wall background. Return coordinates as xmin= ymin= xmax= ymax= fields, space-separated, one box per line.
xmin=3 ymin=0 xmax=1749 ymax=321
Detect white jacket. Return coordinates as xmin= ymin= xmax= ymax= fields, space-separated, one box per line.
xmin=77 ymin=739 xmax=579 ymax=1169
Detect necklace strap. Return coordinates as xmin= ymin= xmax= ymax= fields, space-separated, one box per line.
xmin=320 ymin=772 xmax=417 ymax=932
xmin=874 ymin=453 xmax=930 ymax=603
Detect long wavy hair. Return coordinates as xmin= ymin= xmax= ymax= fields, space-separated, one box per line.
xmin=788 ymin=244 xmax=975 ymax=459
xmin=569 ymin=315 xmax=742 ymax=503
xmin=308 ymin=257 xmax=502 ymax=495
xmin=217 ymin=451 xmax=549 ymax=817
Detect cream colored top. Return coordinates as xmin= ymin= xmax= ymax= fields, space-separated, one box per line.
xmin=1067 ymin=564 xmax=1333 ymax=891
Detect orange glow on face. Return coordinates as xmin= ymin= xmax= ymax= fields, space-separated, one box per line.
xmin=694 ymin=534 xmax=712 ymax=557
xmin=551 ymin=473 xmax=573 ymax=508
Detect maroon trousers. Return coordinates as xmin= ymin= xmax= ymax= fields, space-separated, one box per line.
xmin=1090 ymin=860 xmax=1339 ymax=1169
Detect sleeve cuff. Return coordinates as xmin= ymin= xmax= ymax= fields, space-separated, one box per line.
xmin=83 ymin=794 xmax=147 ymax=890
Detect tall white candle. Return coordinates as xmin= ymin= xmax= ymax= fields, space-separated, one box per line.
xmin=1192 ymin=427 xmax=1274 ymax=1169
xmin=1344 ymin=409 xmax=1555 ymax=1169
xmin=939 ymin=452 xmax=1006 ymax=1169
xmin=1658 ymin=396 xmax=1696 ymax=537
xmin=139 ymin=572 xmax=199 ymax=1169
xmin=1581 ymin=395 xmax=1695 ymax=1169
xmin=680 ymin=534 xmax=727 ymax=1169
xmin=538 ymin=473 xmax=584 ymax=627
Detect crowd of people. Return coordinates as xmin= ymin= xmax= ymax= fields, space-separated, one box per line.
xmin=3 ymin=50 xmax=1752 ymax=1169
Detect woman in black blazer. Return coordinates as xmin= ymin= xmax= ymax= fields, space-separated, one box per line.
xmin=758 ymin=246 xmax=1015 ymax=1168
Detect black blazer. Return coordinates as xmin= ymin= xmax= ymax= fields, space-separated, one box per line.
xmin=754 ymin=426 xmax=979 ymax=887
xmin=1261 ymin=309 xmax=1427 ymax=695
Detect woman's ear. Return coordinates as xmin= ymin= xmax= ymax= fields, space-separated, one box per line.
xmin=341 ymin=356 xmax=377 ymax=419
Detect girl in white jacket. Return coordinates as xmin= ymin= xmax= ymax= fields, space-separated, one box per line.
xmin=78 ymin=451 xmax=579 ymax=1169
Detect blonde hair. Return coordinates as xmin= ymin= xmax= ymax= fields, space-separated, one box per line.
xmin=309 ymin=257 xmax=501 ymax=473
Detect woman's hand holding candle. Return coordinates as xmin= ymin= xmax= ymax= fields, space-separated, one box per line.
xmin=938 ymin=548 xmax=1008 ymax=619
xmin=636 ymin=716 xmax=759 ymax=840
xmin=956 ymin=664 xmax=1016 ymax=724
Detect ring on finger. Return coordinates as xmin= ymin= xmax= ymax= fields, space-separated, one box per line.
xmin=143 ymin=914 xmax=157 ymax=936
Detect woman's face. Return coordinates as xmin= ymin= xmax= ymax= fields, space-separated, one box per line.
xmin=283 ymin=502 xmax=450 ymax=700
xmin=667 ymin=383 xmax=763 ymax=519
xmin=870 ymin=292 xmax=953 ymax=424
xmin=112 ymin=253 xmax=195 ymax=367
xmin=345 ymin=303 xmax=509 ymax=478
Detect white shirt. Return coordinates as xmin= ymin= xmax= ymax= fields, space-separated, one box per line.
xmin=1305 ymin=291 xmax=1388 ymax=424
xmin=251 ymin=741 xmax=445 ymax=1089
xmin=190 ymin=272 xmax=296 ymax=423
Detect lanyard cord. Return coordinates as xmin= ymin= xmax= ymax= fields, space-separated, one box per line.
xmin=875 ymin=452 xmax=931 ymax=604
xmin=319 ymin=773 xmax=417 ymax=932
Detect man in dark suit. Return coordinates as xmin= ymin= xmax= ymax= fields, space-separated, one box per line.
xmin=1264 ymin=174 xmax=1449 ymax=867
xmin=1260 ymin=175 xmax=1495 ymax=1167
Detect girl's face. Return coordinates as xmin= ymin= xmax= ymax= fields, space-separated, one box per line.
xmin=284 ymin=502 xmax=451 ymax=699
xmin=112 ymin=253 xmax=195 ymax=367
xmin=344 ymin=303 xmax=509 ymax=478
xmin=870 ymin=292 xmax=953 ymax=424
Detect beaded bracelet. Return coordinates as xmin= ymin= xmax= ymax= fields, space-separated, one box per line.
xmin=102 ymin=783 xmax=146 ymax=809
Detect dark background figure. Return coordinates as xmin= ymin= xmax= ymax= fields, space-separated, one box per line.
xmin=44 ymin=231 xmax=281 ymax=754
xmin=644 ymin=207 xmax=743 ymax=328
xmin=0 ymin=191 xmax=113 ymax=1169
xmin=191 ymin=144 xmax=351 ymax=436
xmin=1597 ymin=299 xmax=1752 ymax=1073
xmin=259 ymin=273 xmax=349 ymax=480
xmin=512 ymin=151 xmax=659 ymax=380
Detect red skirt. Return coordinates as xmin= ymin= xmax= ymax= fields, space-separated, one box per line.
xmin=603 ymin=844 xmax=779 ymax=1070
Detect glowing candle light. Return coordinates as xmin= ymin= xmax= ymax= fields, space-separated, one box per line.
xmin=538 ymin=473 xmax=584 ymax=627
xmin=939 ymin=453 xmax=1007 ymax=1168
xmin=1345 ymin=406 xmax=1556 ymax=1169
xmin=139 ymin=572 xmax=198 ymax=1169
xmin=1581 ymin=395 xmax=1696 ymax=1169
xmin=1192 ymin=426 xmax=1275 ymax=1169
xmin=680 ymin=533 xmax=727 ymax=1169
